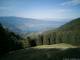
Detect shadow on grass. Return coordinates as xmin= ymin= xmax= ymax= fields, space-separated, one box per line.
xmin=0 ymin=48 xmax=80 ymax=60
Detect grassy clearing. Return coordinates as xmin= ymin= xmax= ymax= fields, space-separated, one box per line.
xmin=33 ymin=43 xmax=77 ymax=50
xmin=0 ymin=43 xmax=80 ymax=60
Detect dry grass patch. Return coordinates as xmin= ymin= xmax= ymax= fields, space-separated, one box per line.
xmin=33 ymin=43 xmax=77 ymax=50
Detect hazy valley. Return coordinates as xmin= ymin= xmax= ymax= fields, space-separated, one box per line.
xmin=0 ymin=17 xmax=80 ymax=60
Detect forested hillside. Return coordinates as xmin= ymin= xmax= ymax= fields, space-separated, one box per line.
xmin=22 ymin=18 xmax=80 ymax=48
xmin=58 ymin=18 xmax=80 ymax=31
xmin=42 ymin=18 xmax=80 ymax=45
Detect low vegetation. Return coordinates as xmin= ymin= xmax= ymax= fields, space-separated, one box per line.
xmin=0 ymin=44 xmax=80 ymax=60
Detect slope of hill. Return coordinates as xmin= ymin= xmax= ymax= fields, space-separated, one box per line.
xmin=40 ymin=18 xmax=80 ymax=45
xmin=58 ymin=18 xmax=80 ymax=31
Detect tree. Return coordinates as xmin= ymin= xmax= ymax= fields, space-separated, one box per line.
xmin=0 ymin=23 xmax=22 ymax=55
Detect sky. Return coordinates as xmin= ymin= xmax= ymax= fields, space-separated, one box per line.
xmin=0 ymin=0 xmax=80 ymax=21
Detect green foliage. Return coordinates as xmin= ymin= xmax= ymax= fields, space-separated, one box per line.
xmin=58 ymin=18 xmax=80 ymax=31
xmin=0 ymin=23 xmax=23 ymax=55
xmin=23 ymin=18 xmax=80 ymax=46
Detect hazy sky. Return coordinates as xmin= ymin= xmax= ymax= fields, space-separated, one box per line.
xmin=0 ymin=0 xmax=80 ymax=20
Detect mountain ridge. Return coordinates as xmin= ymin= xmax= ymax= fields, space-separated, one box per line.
xmin=0 ymin=16 xmax=67 ymax=34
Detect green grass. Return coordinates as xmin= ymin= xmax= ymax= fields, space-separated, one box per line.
xmin=0 ymin=43 xmax=80 ymax=60
xmin=33 ymin=43 xmax=77 ymax=50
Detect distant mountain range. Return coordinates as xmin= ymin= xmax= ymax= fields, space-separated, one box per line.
xmin=0 ymin=16 xmax=69 ymax=34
